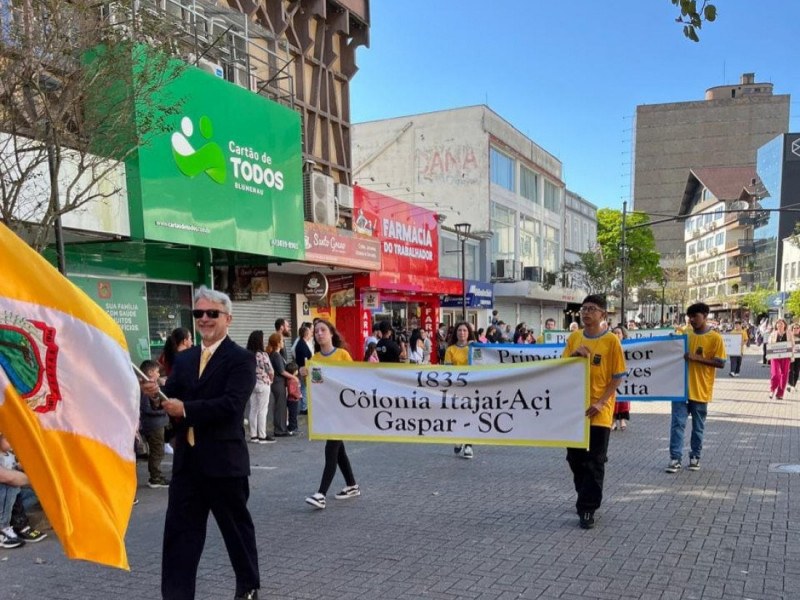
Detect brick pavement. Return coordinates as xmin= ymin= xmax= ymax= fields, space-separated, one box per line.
xmin=2 ymin=347 xmax=799 ymax=599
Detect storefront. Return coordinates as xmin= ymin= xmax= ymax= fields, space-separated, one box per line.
xmin=348 ymin=187 xmax=462 ymax=361
xmin=440 ymin=279 xmax=494 ymax=331
xmin=59 ymin=56 xmax=306 ymax=357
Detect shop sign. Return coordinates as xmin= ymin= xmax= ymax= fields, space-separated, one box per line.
xmin=353 ymin=186 xmax=439 ymax=277
xmin=360 ymin=308 xmax=372 ymax=344
xmin=231 ymin=267 xmax=270 ymax=301
xmin=303 ymin=271 xmax=329 ymax=302
xmin=129 ymin=62 xmax=304 ymax=259
xmin=441 ymin=280 xmax=494 ymax=308
xmin=328 ymin=274 xmax=356 ymax=307
xmin=303 ymin=222 xmax=381 ymax=270
xmin=71 ymin=276 xmax=150 ymax=365
xmin=362 ymin=291 xmax=381 ymax=310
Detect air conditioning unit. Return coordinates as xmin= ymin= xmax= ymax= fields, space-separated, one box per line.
xmin=197 ymin=57 xmax=224 ymax=78
xmin=522 ymin=266 xmax=542 ymax=282
xmin=335 ymin=183 xmax=354 ymax=209
xmin=305 ymin=172 xmax=337 ymax=226
xmin=494 ymin=259 xmax=518 ymax=280
xmin=710 ymin=247 xmax=718 ymax=255
xmin=228 ymin=64 xmax=255 ymax=91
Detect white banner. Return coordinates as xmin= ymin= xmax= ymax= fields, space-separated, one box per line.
xmin=306 ymin=359 xmax=589 ymax=448
xmin=626 ymin=328 xmax=675 ymax=339
xmin=542 ymin=330 xmax=571 ymax=345
xmin=722 ymin=333 xmax=744 ymax=357
xmin=470 ymin=335 xmax=688 ymax=401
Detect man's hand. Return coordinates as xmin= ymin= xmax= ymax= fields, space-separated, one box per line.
xmin=571 ymin=345 xmax=591 ymax=358
xmin=585 ymin=401 xmax=605 ymax=418
xmin=140 ymin=379 xmax=160 ymax=398
xmin=162 ymin=398 xmax=185 ymax=418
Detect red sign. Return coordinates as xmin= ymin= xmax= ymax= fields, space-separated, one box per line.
xmin=353 ymin=186 xmax=439 ymax=277
xmin=303 ymin=222 xmax=381 ymax=271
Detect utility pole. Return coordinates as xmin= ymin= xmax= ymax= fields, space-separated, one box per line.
xmin=620 ymin=200 xmax=627 ymax=325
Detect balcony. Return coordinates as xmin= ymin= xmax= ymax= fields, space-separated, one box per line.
xmin=725 ymin=238 xmax=755 ymax=255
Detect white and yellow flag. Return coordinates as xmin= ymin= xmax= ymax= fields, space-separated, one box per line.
xmin=0 ymin=222 xmax=138 ymax=569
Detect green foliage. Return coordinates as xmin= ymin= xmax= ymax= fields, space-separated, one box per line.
xmin=785 ymin=290 xmax=800 ymax=318
xmin=671 ymin=0 xmax=717 ymax=42
xmin=739 ymin=286 xmax=773 ymax=318
xmin=596 ymin=208 xmax=662 ymax=288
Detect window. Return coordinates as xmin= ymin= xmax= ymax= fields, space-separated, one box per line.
xmin=688 ymin=243 xmax=696 ymax=256
xmin=715 ymin=232 xmax=724 ymax=247
xmin=490 ymin=147 xmax=515 ymax=191
xmin=520 ymin=165 xmax=539 ymax=204
xmin=543 ymin=224 xmax=560 ymax=272
xmin=698 ymin=264 xmax=706 ymax=276
xmin=689 ymin=266 xmax=697 ymax=278
xmin=707 ymin=261 xmax=715 ymax=274
xmin=543 ymin=181 xmax=560 ymax=213
xmin=519 ymin=215 xmax=540 ymax=266
xmin=792 ymin=262 xmax=797 ymax=281
xmin=491 ymin=202 xmax=516 ymax=261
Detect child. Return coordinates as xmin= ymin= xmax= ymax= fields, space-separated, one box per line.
xmin=0 ymin=433 xmax=47 ymax=548
xmin=285 ymin=362 xmax=302 ymax=434
xmin=139 ymin=360 xmax=170 ymax=488
xmin=364 ymin=341 xmax=379 ymax=363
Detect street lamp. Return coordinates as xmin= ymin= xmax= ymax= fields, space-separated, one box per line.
xmin=454 ymin=223 xmax=472 ymax=321
xmin=660 ymin=277 xmax=667 ymax=325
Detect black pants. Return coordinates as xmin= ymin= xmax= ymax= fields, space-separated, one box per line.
xmin=790 ymin=359 xmax=800 ymax=388
xmin=318 ymin=440 xmax=356 ymax=495
xmin=730 ymin=355 xmax=742 ymax=375
xmin=287 ymin=400 xmax=299 ymax=432
xmin=162 ymin=471 xmax=259 ymax=599
xmin=566 ymin=426 xmax=610 ymax=514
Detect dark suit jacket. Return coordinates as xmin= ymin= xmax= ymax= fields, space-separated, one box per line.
xmin=163 ymin=336 xmax=256 ymax=478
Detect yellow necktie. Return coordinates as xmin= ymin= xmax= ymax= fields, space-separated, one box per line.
xmin=188 ymin=348 xmax=212 ymax=447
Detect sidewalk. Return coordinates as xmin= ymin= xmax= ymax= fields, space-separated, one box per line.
xmin=2 ymin=348 xmax=799 ymax=599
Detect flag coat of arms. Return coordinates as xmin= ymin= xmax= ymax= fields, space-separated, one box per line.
xmin=0 ymin=222 xmax=139 ymax=569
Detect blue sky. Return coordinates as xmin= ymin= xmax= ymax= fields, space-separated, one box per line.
xmin=350 ymin=1 xmax=800 ymax=210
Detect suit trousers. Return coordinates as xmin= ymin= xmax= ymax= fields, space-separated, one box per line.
xmin=162 ymin=466 xmax=259 ymax=599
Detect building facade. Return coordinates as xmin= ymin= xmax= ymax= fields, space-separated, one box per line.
xmin=352 ymin=105 xmax=587 ymax=333
xmin=633 ymin=73 xmax=789 ymax=259
xmin=564 ymin=189 xmax=598 ymax=265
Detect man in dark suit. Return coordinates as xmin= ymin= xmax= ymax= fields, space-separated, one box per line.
xmin=160 ymin=286 xmax=259 ymax=600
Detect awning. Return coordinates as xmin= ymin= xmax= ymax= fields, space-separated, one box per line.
xmin=354 ymin=272 xmax=463 ymax=296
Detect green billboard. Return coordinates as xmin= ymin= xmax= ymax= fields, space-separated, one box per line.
xmin=128 ymin=64 xmax=305 ymax=259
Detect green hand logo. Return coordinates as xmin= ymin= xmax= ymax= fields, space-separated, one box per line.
xmin=171 ymin=115 xmax=227 ymax=184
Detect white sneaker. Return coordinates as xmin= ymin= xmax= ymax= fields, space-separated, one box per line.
xmin=462 ymin=445 xmax=474 ymax=459
xmin=0 ymin=526 xmax=23 ymax=549
xmin=304 ymin=493 xmax=326 ymax=509
xmin=334 ymin=484 xmax=361 ymax=499
xmin=665 ymin=459 xmax=682 ymax=474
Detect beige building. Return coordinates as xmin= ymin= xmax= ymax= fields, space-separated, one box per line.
xmin=633 ymin=73 xmax=789 ymax=259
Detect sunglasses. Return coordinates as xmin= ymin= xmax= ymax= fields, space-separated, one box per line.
xmin=192 ymin=309 xmax=227 ymax=319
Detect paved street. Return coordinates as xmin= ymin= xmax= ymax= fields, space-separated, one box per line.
xmin=3 ymin=347 xmax=800 ymax=600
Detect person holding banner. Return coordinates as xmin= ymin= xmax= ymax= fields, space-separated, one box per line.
xmin=446 ymin=322 xmax=478 ymax=459
xmin=562 ymin=295 xmax=627 ymax=530
xmin=304 ymin=320 xmax=361 ymax=509
xmin=666 ymin=302 xmax=726 ymax=475
xmin=728 ymin=320 xmax=747 ymax=378
xmin=767 ymin=319 xmax=794 ymax=400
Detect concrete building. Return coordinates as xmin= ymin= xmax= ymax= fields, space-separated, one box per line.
xmin=633 ymin=73 xmax=789 ymax=259
xmin=678 ymin=166 xmax=758 ymax=319
xmin=564 ymin=189 xmax=598 ymax=265
xmin=352 ymin=105 xmax=586 ymax=332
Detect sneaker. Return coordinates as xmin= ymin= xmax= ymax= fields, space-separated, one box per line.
xmin=453 ymin=444 xmax=463 ymax=455
xmin=462 ymin=445 xmax=474 ymax=459
xmin=235 ymin=590 xmax=259 ymax=600
xmin=732 ymin=373 xmax=739 ymax=378
xmin=0 ymin=527 xmax=24 ymax=549
xmin=14 ymin=526 xmax=47 ymax=543
xmin=665 ymin=459 xmax=682 ymax=474
xmin=148 ymin=477 xmax=170 ymax=489
xmin=133 ymin=497 xmax=139 ymax=506
xmin=304 ymin=493 xmax=326 ymax=509
xmin=249 ymin=437 xmax=260 ymax=444
xmin=334 ymin=484 xmax=361 ymax=500
xmin=688 ymin=458 xmax=700 ymax=471
xmin=260 ymin=436 xmax=276 ymax=444
xmin=578 ymin=512 xmax=595 ymax=529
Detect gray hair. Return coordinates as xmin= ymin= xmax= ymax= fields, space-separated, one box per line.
xmin=194 ymin=285 xmax=233 ymax=315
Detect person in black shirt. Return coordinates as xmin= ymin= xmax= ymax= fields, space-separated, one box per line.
xmin=376 ymin=321 xmax=402 ymax=363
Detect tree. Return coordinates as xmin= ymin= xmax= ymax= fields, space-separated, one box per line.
xmin=739 ymin=286 xmax=774 ymax=319
xmin=562 ymin=247 xmax=616 ymax=295
xmin=0 ymin=0 xmax=183 ymax=265
xmin=596 ymin=208 xmax=662 ymax=289
xmin=785 ymin=290 xmax=800 ymax=318
xmin=672 ymin=0 xmax=717 ymax=42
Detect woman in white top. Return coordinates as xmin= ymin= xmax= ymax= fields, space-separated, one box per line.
xmin=407 ymin=328 xmax=426 ymax=364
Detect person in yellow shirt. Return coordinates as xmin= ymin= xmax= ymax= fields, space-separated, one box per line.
xmin=536 ymin=317 xmax=557 ymax=344
xmin=303 ymin=319 xmax=360 ymax=509
xmin=562 ymin=294 xmax=627 ymax=530
xmin=666 ymin=302 xmax=726 ymax=474
xmin=445 ymin=321 xmax=475 ymax=459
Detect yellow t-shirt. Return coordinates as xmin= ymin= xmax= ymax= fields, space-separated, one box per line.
xmin=562 ymin=330 xmax=627 ymax=428
xmin=443 ymin=344 xmax=470 ymax=366
xmin=312 ymin=348 xmax=353 ymax=363
xmin=686 ymin=328 xmax=726 ymax=403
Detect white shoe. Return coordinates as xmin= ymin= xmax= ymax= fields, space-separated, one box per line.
xmin=462 ymin=445 xmax=474 ymax=459
xmin=304 ymin=493 xmax=326 ymax=509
